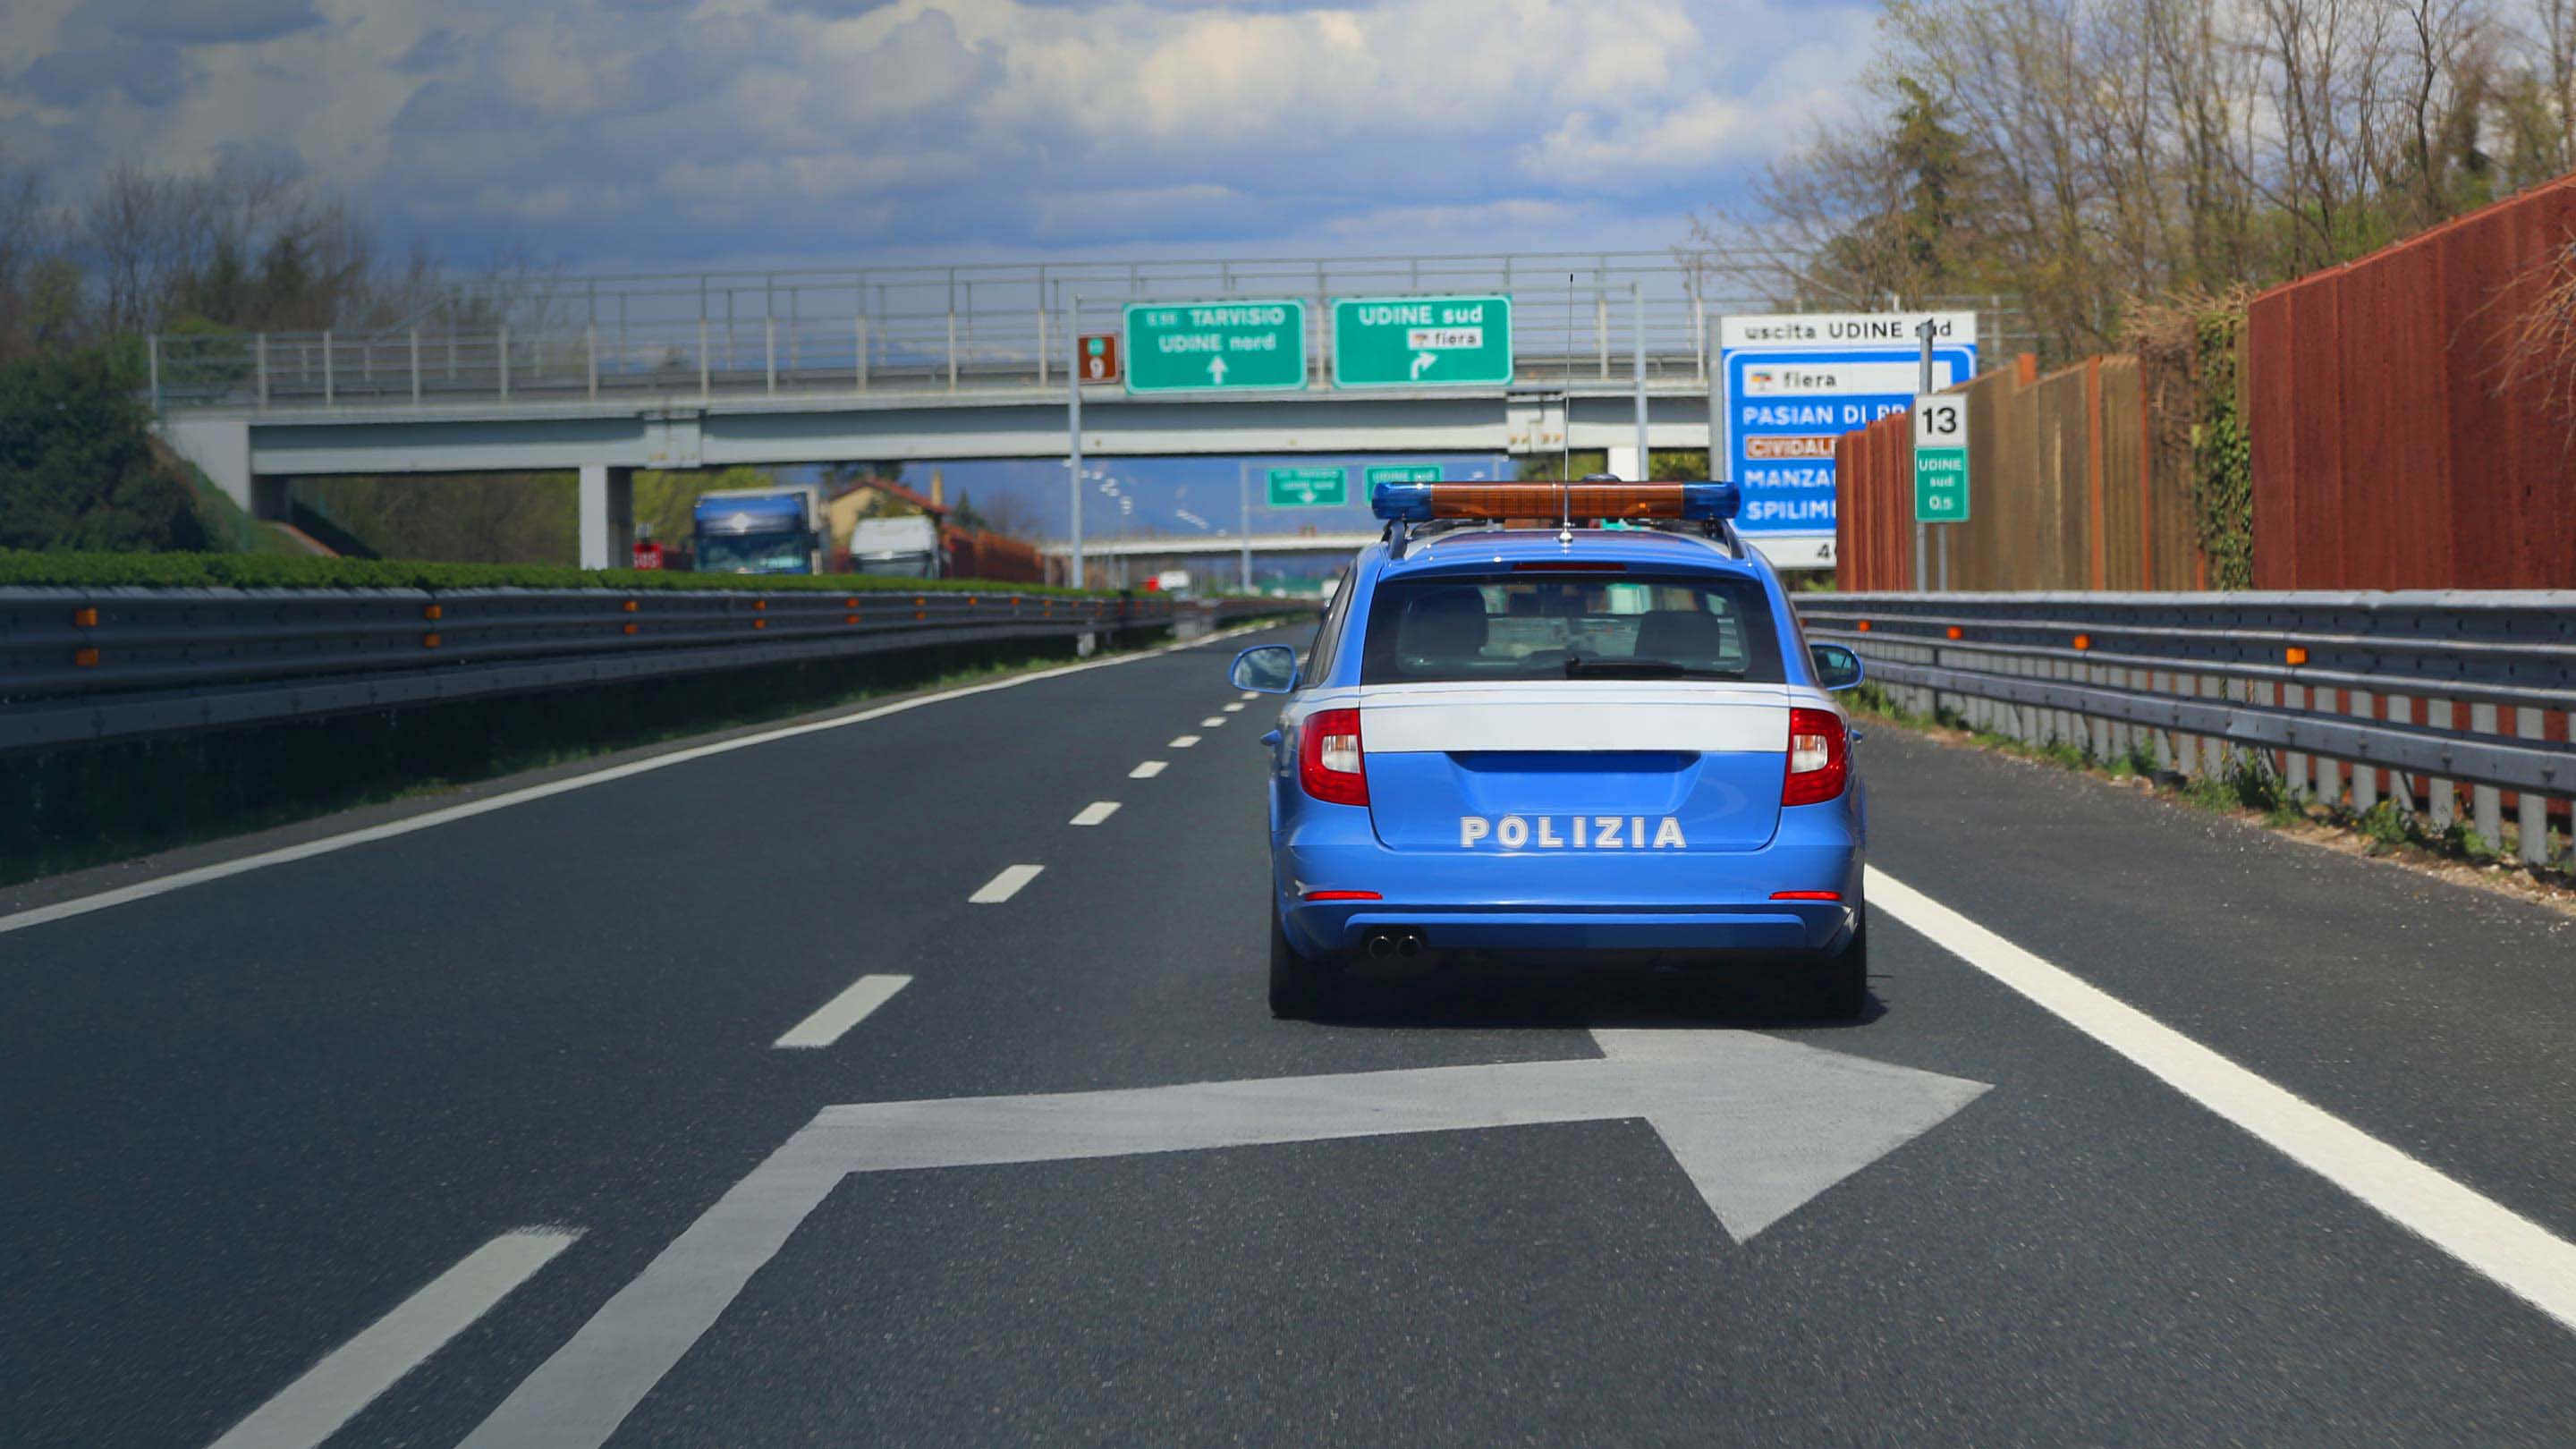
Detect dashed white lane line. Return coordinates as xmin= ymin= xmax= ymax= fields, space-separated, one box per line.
xmin=1 ymin=622 xmax=1285 ymax=941
xmin=1069 ymin=801 xmax=1122 ymax=826
xmin=1168 ymin=734 xmax=1201 ymax=749
xmin=1199 ymin=716 xmax=1226 ymax=727
xmin=1223 ymin=703 xmax=1245 ymax=713
xmin=208 ymin=1229 xmax=580 ymax=1449
xmin=1239 ymin=691 xmax=1258 ymax=700
xmin=772 ymin=975 xmax=911 ymax=1050
xmin=1868 ymin=865 xmax=2576 ymax=1336
xmin=968 ymin=864 xmax=1045 ymax=904
xmin=1129 ymin=761 xmax=1167 ymax=779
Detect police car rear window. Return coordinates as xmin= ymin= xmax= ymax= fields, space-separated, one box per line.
xmin=1360 ymin=573 xmax=1784 ymax=684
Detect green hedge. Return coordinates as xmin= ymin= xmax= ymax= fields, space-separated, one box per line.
xmin=0 ymin=548 xmax=1105 ymax=596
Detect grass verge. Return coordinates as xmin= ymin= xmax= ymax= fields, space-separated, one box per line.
xmin=1848 ymin=681 xmax=2574 ymax=911
xmin=2 ymin=627 xmax=1174 ymax=888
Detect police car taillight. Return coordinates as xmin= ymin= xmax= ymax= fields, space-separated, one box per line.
xmin=1782 ymin=708 xmax=1848 ymax=806
xmin=1299 ymin=708 xmax=1368 ymax=806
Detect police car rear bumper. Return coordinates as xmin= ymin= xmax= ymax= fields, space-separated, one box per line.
xmin=1277 ymin=822 xmax=1860 ymax=957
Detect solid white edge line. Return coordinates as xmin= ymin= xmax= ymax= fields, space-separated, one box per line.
xmin=1129 ymin=761 xmax=1167 ymax=779
xmin=1069 ymin=801 xmax=1122 ymax=826
xmin=1866 ymin=865 xmax=2576 ymax=1335
xmin=772 ymin=974 xmax=911 ymax=1050
xmin=968 ymin=864 xmax=1045 ymax=904
xmin=3 ymin=623 xmax=1282 ymax=940
xmin=1168 ymin=734 xmax=1200 ymax=748
xmin=207 ymin=1228 xmax=580 ymax=1449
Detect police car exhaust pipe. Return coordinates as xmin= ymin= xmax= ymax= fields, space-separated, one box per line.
xmin=1365 ymin=931 xmax=1398 ymax=960
xmin=1361 ymin=928 xmax=1426 ymax=960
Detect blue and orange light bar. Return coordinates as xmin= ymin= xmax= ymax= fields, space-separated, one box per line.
xmin=1371 ymin=480 xmax=1741 ymax=523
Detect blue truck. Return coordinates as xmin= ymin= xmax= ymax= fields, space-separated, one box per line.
xmin=690 ymin=485 xmax=826 ymax=574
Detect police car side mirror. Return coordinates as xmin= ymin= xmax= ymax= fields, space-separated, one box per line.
xmin=1230 ymin=644 xmax=1298 ymax=693
xmin=1810 ymin=643 xmax=1864 ymax=691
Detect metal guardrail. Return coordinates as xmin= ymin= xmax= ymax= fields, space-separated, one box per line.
xmin=142 ymin=250 xmax=2040 ymax=412
xmin=1799 ymin=591 xmax=2576 ymax=869
xmin=0 ymin=586 xmax=1309 ymax=753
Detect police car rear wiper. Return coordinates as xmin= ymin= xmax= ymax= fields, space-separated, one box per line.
xmin=1564 ymin=657 xmax=1688 ymax=677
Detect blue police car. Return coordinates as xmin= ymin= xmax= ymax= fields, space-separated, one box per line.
xmin=1230 ymin=479 xmax=1868 ymax=1020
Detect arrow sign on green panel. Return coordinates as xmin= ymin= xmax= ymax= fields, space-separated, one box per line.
xmin=1333 ymin=295 xmax=1513 ymax=387
xmin=1266 ymin=467 xmax=1348 ymax=508
xmin=1124 ymin=300 xmax=1308 ymax=394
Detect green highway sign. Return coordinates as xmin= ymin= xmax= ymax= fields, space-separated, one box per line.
xmin=1332 ymin=295 xmax=1513 ymax=388
xmin=1363 ymin=464 xmax=1442 ymax=486
xmin=1123 ymin=300 xmax=1308 ymax=394
xmin=1912 ymin=394 xmax=1970 ymax=522
xmin=1267 ymin=467 xmax=1349 ymax=508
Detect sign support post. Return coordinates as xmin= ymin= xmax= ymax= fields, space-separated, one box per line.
xmin=1632 ymin=283 xmax=1648 ymax=479
xmin=1915 ymin=320 xmax=1933 ymax=591
xmin=1238 ymin=461 xmax=1252 ymax=594
xmin=1067 ymin=294 xmax=1084 ymax=591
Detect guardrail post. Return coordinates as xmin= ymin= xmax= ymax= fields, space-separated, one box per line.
xmin=2314 ymin=691 xmax=2341 ymax=808
xmin=2427 ymin=699 xmax=2455 ymax=828
xmin=2384 ymin=696 xmax=2417 ymax=811
xmin=699 ymin=318 xmax=710 ymax=400
xmin=323 ymin=330 xmax=335 ymax=405
xmin=947 ymin=307 xmax=959 ymax=392
xmin=2285 ymin=683 xmax=2309 ymax=798
xmin=586 ymin=324 xmax=598 ymax=400
xmin=856 ymin=313 xmax=869 ymax=393
xmin=2518 ymin=708 xmax=2550 ymax=864
xmin=409 ymin=328 xmax=420 ymax=404
xmin=2349 ymin=691 xmax=2377 ymax=809
xmin=2470 ymin=702 xmax=2502 ymax=845
xmin=498 ymin=325 xmax=511 ymax=400
xmin=147 ymin=335 xmax=161 ymax=415
xmin=257 ymin=333 xmax=269 ymax=407
xmin=765 ymin=317 xmax=777 ymax=395
xmin=1037 ymin=304 xmax=1047 ymax=387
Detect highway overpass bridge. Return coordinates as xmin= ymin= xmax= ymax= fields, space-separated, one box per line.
xmin=148 ymin=250 xmax=2018 ymax=568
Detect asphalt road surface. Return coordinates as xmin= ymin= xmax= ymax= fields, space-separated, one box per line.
xmin=7 ymin=623 xmax=2575 ymax=1448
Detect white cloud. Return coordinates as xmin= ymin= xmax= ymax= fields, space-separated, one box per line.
xmin=2 ymin=0 xmax=1881 ymax=263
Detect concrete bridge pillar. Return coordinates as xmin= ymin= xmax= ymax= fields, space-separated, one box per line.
xmin=1605 ymin=444 xmax=1644 ymax=481
xmin=579 ymin=463 xmax=635 ymax=569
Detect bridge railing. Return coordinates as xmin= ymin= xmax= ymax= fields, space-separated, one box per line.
xmin=147 ymin=250 xmax=2038 ymax=412
xmin=1801 ymin=591 xmax=2576 ymax=869
xmin=0 ymin=587 xmax=1309 ymax=754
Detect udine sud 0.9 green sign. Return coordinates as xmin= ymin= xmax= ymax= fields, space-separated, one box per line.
xmin=1332 ymin=295 xmax=1513 ymax=387
xmin=1123 ymin=300 xmax=1309 ymax=394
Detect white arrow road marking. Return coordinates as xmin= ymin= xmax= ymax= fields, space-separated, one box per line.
xmin=773 ymin=975 xmax=910 ymax=1050
xmin=967 ymin=865 xmax=1043 ymax=904
xmin=1868 ymin=865 xmax=2576 ymax=1337
xmin=212 ymin=1229 xmax=578 ymax=1449
xmin=457 ymin=1031 xmax=1984 ymax=1448
xmin=1410 ymin=352 xmax=1436 ymax=379
xmin=1208 ymin=357 xmax=1229 ymax=384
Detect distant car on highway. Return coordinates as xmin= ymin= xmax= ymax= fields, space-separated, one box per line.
xmin=1230 ymin=479 xmax=1868 ymax=1020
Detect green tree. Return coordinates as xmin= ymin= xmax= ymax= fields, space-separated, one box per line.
xmin=0 ymin=347 xmax=208 ymax=551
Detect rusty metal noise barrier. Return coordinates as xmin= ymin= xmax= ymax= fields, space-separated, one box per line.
xmin=1800 ymin=591 xmax=2576 ymax=869
xmin=0 ymin=587 xmax=1311 ymax=753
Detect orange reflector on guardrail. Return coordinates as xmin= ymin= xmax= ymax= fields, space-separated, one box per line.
xmin=844 ymin=597 xmax=859 ymax=607
xmin=753 ymin=618 xmax=767 ymax=630
xmin=753 ymin=598 xmax=767 ymax=611
xmin=423 ymin=604 xmax=443 ymax=621
xmin=1854 ymin=619 xmax=1870 ymax=631
xmin=72 ymin=607 xmax=97 ymax=628
xmin=622 ymin=623 xmax=638 ymax=635
xmin=422 ymin=633 xmax=441 ymax=648
xmin=845 ymin=614 xmax=859 ymax=624
xmin=2285 ymin=646 xmax=2309 ymax=665
xmin=623 ymin=599 xmax=638 ymax=613
xmin=72 ymin=647 xmax=99 ymax=667
xmin=1945 ymin=625 xmax=1964 ymax=640
xmin=2072 ymin=633 xmax=2091 ymax=650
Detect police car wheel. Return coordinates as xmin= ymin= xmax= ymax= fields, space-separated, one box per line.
xmin=1800 ymin=905 xmax=1870 ymax=1020
xmin=1269 ymin=908 xmax=1336 ymax=1020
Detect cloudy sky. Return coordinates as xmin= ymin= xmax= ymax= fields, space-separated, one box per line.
xmin=2 ymin=0 xmax=1879 ymax=271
